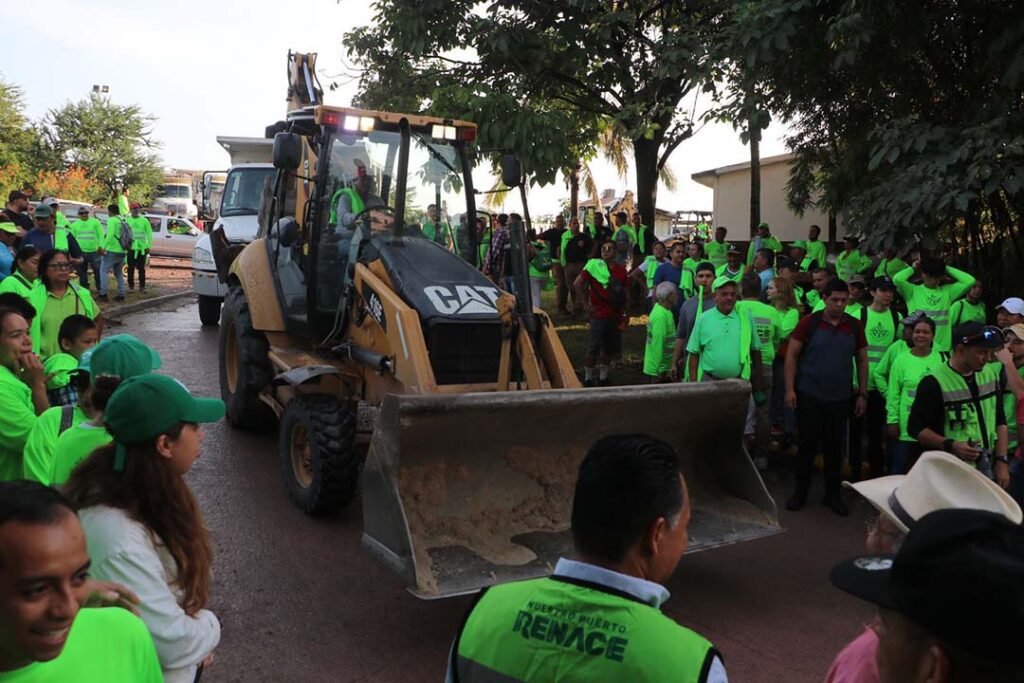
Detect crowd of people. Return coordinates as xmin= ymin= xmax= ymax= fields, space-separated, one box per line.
xmin=1 ymin=189 xmax=221 ymax=680
xmin=489 ymin=212 xmax=1024 ymax=518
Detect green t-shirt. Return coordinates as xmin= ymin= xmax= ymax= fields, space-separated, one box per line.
xmin=861 ymin=307 xmax=899 ymax=390
xmin=714 ymin=263 xmax=743 ymax=284
xmin=686 ymin=306 xmax=759 ymax=379
xmin=643 ymin=304 xmax=676 ymax=377
xmin=104 ymin=217 xmax=127 ymax=254
xmin=779 ymin=307 xmax=800 ymax=341
xmin=948 ymin=299 xmax=987 ymax=329
xmin=806 ymin=239 xmax=827 ymax=269
xmin=71 ymin=217 xmax=105 ymax=254
xmin=886 ymin=349 xmax=944 ymax=441
xmin=875 ymin=257 xmax=909 ymax=279
xmin=51 ymin=422 xmax=112 ymax=486
xmin=737 ymin=299 xmax=781 ymax=363
xmin=0 ymin=365 xmax=36 ymax=481
xmin=32 ymin=284 xmax=98 ymax=359
xmin=872 ymin=340 xmax=911 ymax=397
xmin=704 ymin=240 xmax=728 ymax=268
xmin=893 ymin=265 xmax=976 ymax=352
xmin=0 ymin=608 xmax=163 ymax=683
xmin=835 ymin=250 xmax=870 ymax=282
xmin=22 ymin=405 xmax=88 ymax=485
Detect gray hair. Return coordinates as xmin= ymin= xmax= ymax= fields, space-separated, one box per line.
xmin=655 ymin=282 xmax=678 ymax=303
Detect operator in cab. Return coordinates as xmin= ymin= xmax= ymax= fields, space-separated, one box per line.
xmin=332 ymin=162 xmax=387 ymax=231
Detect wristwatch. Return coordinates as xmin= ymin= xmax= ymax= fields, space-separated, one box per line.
xmin=995 ymin=455 xmax=1010 ymax=465
xmin=943 ymin=438 xmax=955 ymax=452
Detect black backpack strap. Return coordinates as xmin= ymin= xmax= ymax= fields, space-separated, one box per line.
xmin=59 ymin=405 xmax=75 ymax=435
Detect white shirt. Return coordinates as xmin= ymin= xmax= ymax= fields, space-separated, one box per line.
xmin=79 ymin=505 xmax=220 ymax=683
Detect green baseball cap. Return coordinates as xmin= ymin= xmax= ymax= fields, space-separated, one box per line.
xmin=712 ymin=275 xmax=737 ymax=291
xmin=43 ymin=353 xmax=81 ymax=390
xmin=791 ymin=240 xmax=807 ymax=250
xmin=79 ymin=334 xmax=162 ymax=378
xmin=757 ymin=222 xmax=770 ymax=230
xmin=0 ymin=222 xmax=18 ymax=235
xmin=106 ymin=375 xmax=224 ymax=470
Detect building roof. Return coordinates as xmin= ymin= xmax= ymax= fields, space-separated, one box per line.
xmin=690 ymin=152 xmax=796 ymax=188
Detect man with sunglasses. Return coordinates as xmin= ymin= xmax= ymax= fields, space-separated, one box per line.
xmin=907 ymin=321 xmax=1010 ymax=487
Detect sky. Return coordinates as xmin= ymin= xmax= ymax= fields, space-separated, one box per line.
xmin=1 ymin=0 xmax=789 ymax=216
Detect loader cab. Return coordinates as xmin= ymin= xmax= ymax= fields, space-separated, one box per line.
xmin=264 ymin=107 xmax=480 ymax=344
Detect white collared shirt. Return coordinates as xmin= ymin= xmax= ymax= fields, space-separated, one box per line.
xmin=553 ymin=558 xmax=671 ymax=608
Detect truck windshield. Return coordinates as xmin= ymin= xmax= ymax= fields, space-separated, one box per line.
xmin=161 ymin=185 xmax=192 ymax=199
xmin=221 ymin=167 xmax=275 ymax=217
xmin=324 ymin=129 xmax=467 ymax=238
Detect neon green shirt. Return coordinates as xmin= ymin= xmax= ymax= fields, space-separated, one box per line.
xmin=30 ymin=283 xmax=98 ymax=358
xmin=714 ymin=263 xmax=744 ymax=284
xmin=875 ymin=257 xmax=909 ymax=279
xmin=0 ymin=608 xmax=163 ymax=682
xmin=71 ymin=217 xmax=105 ymax=253
xmin=806 ymin=239 xmax=827 ymax=268
xmin=686 ymin=306 xmax=759 ymax=379
xmin=705 ymin=240 xmax=728 ymax=268
xmin=746 ymin=235 xmax=782 ymax=266
xmin=104 ymin=217 xmax=127 ymax=254
xmin=738 ymin=299 xmax=781 ymax=364
xmin=126 ymin=215 xmax=153 ymax=253
xmin=0 ymin=365 xmax=36 ymax=481
xmin=779 ymin=307 xmax=800 ymax=341
xmin=893 ymin=265 xmax=976 ymax=352
xmin=835 ymin=250 xmax=870 ymax=282
xmin=22 ymin=405 xmax=88 ymax=484
xmin=948 ymin=299 xmax=987 ymax=329
xmin=51 ymin=422 xmax=112 ymax=485
xmin=887 ymin=349 xmax=944 ymax=441
xmin=0 ymin=272 xmax=36 ymax=299
xmin=861 ymin=307 xmax=899 ymax=390
xmin=872 ymin=340 xmax=911 ymax=397
xmin=643 ymin=304 xmax=675 ymax=377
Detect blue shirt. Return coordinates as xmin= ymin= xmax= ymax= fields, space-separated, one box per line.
xmin=21 ymin=228 xmax=83 ymax=259
xmin=757 ymin=267 xmax=773 ymax=292
xmin=653 ymin=262 xmax=685 ymax=316
xmin=0 ymin=246 xmax=13 ymax=278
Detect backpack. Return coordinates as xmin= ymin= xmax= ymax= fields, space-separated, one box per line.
xmin=117 ymin=217 xmax=134 ymax=250
xmin=800 ymin=311 xmax=861 ymax=349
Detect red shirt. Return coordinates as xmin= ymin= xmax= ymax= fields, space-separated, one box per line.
xmin=583 ymin=264 xmax=627 ymax=320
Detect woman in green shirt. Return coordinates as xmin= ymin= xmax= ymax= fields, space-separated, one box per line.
xmin=885 ymin=316 xmax=941 ymax=474
xmin=29 ymin=250 xmax=103 ymax=358
xmin=768 ymin=276 xmax=802 ymax=441
xmin=0 ymin=245 xmax=41 ymax=299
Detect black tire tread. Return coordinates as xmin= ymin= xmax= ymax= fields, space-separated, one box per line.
xmin=219 ymin=286 xmax=274 ymax=428
xmin=279 ymin=395 xmax=360 ymax=515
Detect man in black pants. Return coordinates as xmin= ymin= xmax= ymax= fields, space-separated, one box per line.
xmin=785 ymin=279 xmax=869 ymax=516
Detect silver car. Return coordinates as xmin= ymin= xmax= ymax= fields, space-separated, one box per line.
xmin=145 ymin=214 xmax=201 ymax=259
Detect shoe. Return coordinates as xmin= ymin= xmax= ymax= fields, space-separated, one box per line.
xmin=785 ymin=490 xmax=808 ymax=511
xmin=597 ymin=378 xmax=611 ymax=387
xmin=97 ymin=294 xmax=109 ymax=302
xmin=583 ymin=379 xmax=595 ymax=388
xmin=115 ymin=295 xmax=125 ymax=302
xmin=822 ymin=494 xmax=849 ymax=517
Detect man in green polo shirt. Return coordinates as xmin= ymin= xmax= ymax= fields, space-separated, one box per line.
xmin=449 ymin=434 xmax=727 ymax=683
xmin=715 ymin=244 xmax=745 ymax=284
xmin=0 ymin=481 xmax=163 ymax=682
xmin=704 ymin=226 xmax=729 ymax=269
xmin=70 ymin=207 xmax=105 ymax=291
xmin=0 ymin=308 xmax=49 ymax=480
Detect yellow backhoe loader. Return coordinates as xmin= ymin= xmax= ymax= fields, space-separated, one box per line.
xmin=215 ymin=52 xmax=781 ymax=598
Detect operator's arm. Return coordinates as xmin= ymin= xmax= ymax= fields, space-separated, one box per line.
xmin=945 ymin=266 xmax=976 ymax=300
xmin=892 ymin=265 xmax=915 ymax=301
xmin=685 ymin=316 xmax=704 ymax=382
xmin=335 ymin=194 xmax=355 ymax=230
xmin=995 ymin=348 xmax=1024 ymax=399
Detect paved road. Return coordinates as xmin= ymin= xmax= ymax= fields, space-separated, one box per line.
xmin=115 ymin=300 xmax=876 ymax=683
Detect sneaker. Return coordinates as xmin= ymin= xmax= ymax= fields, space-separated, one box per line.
xmin=583 ymin=378 xmax=595 ymax=388
xmin=97 ymin=294 xmax=109 ymax=302
xmin=115 ymin=295 xmax=125 ymax=302
xmin=822 ymin=494 xmax=849 ymax=517
xmin=785 ymin=489 xmax=808 ymax=511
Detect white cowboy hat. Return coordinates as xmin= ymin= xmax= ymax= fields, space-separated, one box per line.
xmin=843 ymin=451 xmax=1022 ymax=533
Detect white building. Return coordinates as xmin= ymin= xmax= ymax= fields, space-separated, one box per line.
xmin=691 ymin=152 xmax=840 ymax=244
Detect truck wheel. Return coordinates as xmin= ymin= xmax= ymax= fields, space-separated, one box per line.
xmin=279 ymin=395 xmax=360 ymax=515
xmin=198 ymin=295 xmax=222 ymax=326
xmin=219 ymin=286 xmax=275 ymax=428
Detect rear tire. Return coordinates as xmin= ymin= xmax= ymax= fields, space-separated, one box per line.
xmin=198 ymin=295 xmax=222 ymax=326
xmin=279 ymin=395 xmax=360 ymax=515
xmin=218 ymin=286 xmax=275 ymax=429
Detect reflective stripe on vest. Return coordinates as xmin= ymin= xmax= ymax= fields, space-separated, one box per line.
xmin=328 ymin=187 xmax=366 ymax=225
xmin=930 ymin=363 xmax=1000 ymax=451
xmin=456 ymin=576 xmax=715 ymax=683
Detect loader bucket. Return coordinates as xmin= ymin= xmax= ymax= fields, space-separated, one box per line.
xmin=361 ymin=380 xmax=781 ymax=599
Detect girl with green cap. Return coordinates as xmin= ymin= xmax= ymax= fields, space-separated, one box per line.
xmin=62 ymin=374 xmax=225 ymax=683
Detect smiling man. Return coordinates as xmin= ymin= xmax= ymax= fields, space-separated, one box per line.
xmin=0 ymin=480 xmax=162 ymax=681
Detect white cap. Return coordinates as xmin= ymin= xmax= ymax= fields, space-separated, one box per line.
xmin=40 ymin=196 xmax=59 ymax=207
xmin=843 ymin=451 xmax=1022 ymax=533
xmin=997 ymin=297 xmax=1024 ymax=316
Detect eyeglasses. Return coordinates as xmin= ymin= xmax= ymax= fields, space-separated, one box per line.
xmin=47 ymin=263 xmax=72 ymax=270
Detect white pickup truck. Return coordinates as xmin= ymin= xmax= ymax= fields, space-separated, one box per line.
xmin=192 ymin=136 xmax=274 ymax=325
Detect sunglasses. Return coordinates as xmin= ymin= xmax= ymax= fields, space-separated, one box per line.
xmin=959 ymin=325 xmax=1002 ymax=346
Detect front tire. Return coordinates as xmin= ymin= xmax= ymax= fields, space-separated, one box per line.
xmin=218 ymin=286 xmax=275 ymax=428
xmin=279 ymin=395 xmax=361 ymax=515
xmin=198 ymin=295 xmax=222 ymax=326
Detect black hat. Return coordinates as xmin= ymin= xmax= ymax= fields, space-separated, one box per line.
xmin=776 ymin=256 xmax=798 ymax=271
xmin=7 ymin=190 xmax=28 ymax=203
xmin=831 ymin=509 xmax=1024 ymax=664
xmin=869 ymin=276 xmax=895 ymax=291
xmin=951 ymin=321 xmax=1004 ymax=349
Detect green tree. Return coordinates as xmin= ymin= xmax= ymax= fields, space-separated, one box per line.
xmin=344 ymin=0 xmax=727 ymax=232
xmin=0 ymin=79 xmax=42 ymax=197
xmin=733 ymin=0 xmax=1024 ymax=293
xmin=38 ymin=93 xmax=164 ymax=201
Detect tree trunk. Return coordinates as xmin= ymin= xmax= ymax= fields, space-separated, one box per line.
xmin=569 ymin=163 xmax=580 ymax=219
xmin=749 ymin=117 xmax=761 ymax=236
xmin=632 ymin=136 xmax=660 ymax=241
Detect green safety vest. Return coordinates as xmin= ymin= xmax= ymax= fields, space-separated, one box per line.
xmin=455 ymin=576 xmax=716 ymax=683
xmin=583 ymin=258 xmax=610 ymax=286
xmin=559 ymin=230 xmax=573 ymax=266
xmin=714 ymin=264 xmax=743 ymax=285
xmin=680 ymin=268 xmax=695 ymax=300
xmin=127 ymin=217 xmax=149 ymax=253
xmin=800 ymin=256 xmax=816 ymax=272
xmin=643 ymin=255 xmax=660 ymax=288
xmin=930 ymin=363 xmax=1001 ymax=453
xmin=860 ymin=307 xmax=899 ymax=389
xmin=72 ymin=218 xmax=103 ymax=253
xmin=528 ymin=242 xmax=551 ymax=279
xmin=54 ymin=229 xmax=69 ymax=252
xmin=836 ymin=250 xmax=867 ymax=282
xmin=635 ymin=224 xmax=651 ymax=254
xmin=613 ymin=225 xmax=637 ymax=247
xmin=328 ymin=187 xmax=365 ymax=226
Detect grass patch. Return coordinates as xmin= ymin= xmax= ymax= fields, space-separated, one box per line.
xmin=538 ymin=289 xmax=650 ymax=386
